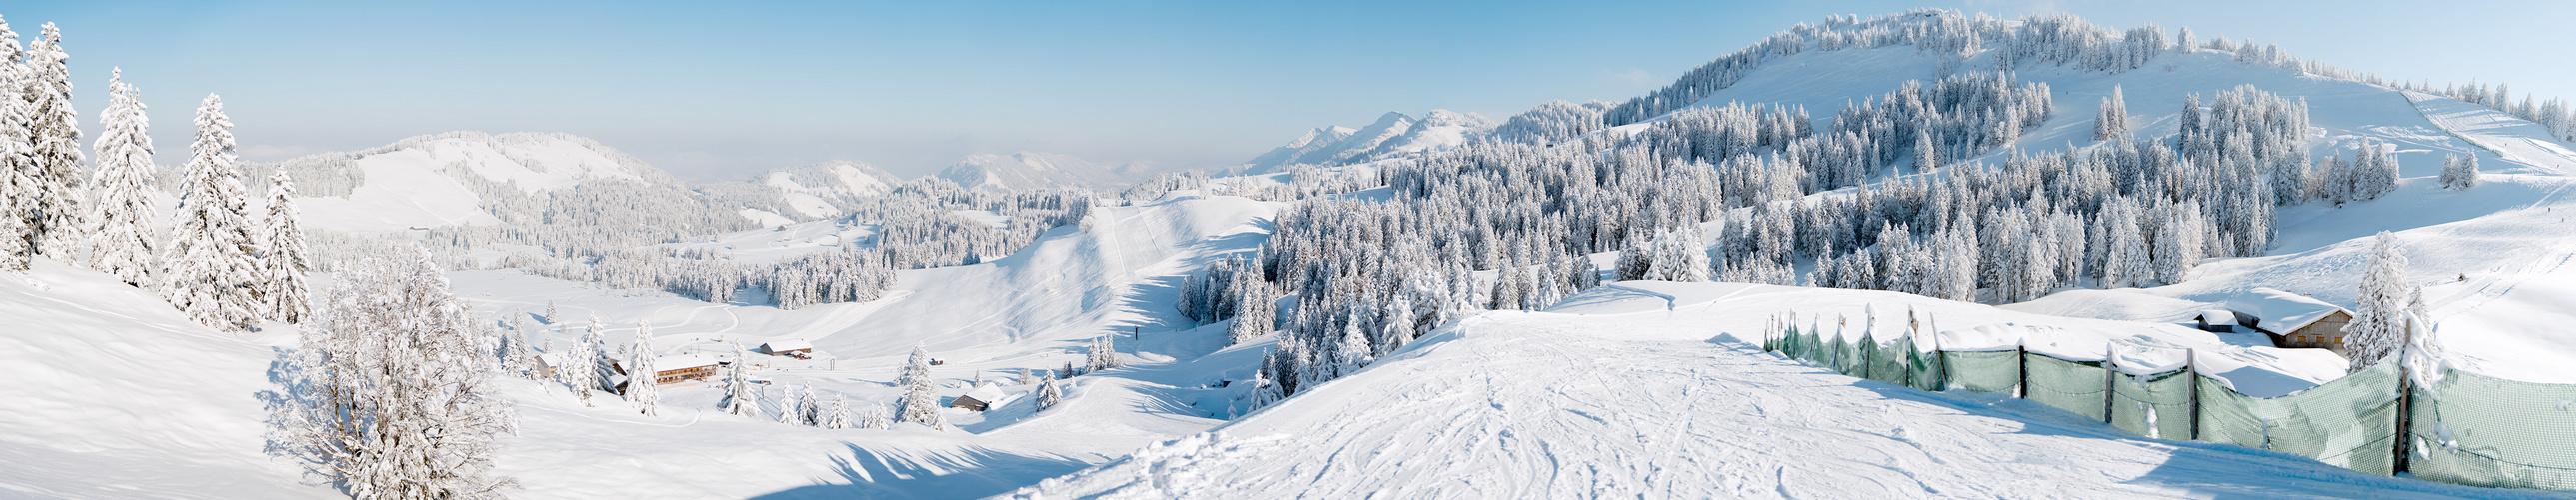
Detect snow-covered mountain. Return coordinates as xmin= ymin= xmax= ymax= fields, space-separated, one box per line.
xmin=1240 ymin=109 xmax=1495 ymax=171
xmin=694 ymin=160 xmax=905 ymax=223
xmin=249 ymin=131 xmax=692 ymax=233
xmin=938 ymin=151 xmax=1154 ymax=191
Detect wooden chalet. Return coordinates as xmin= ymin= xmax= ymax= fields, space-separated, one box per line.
xmin=534 ymin=352 xmax=573 ymax=379
xmin=950 ymin=384 xmax=1009 ymax=412
xmin=2223 ymin=288 xmax=2355 ymax=354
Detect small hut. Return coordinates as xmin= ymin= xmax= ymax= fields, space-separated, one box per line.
xmin=756 ymin=340 xmax=814 ymax=358
xmin=534 ymin=352 xmax=573 ymax=379
xmin=2192 ymin=309 xmax=2242 ymax=332
xmin=2225 ymin=288 xmax=2355 ymax=354
xmin=950 ymin=384 xmax=1010 ymax=412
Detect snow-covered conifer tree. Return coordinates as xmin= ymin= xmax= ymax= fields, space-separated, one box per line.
xmin=1087 ymin=335 xmax=1121 ymax=371
xmin=21 ymin=23 xmax=84 ymax=258
xmin=544 ymin=300 xmax=558 ymax=324
xmin=501 ymin=316 xmax=535 ymax=380
xmin=2176 ymin=27 xmax=2197 ymax=54
xmin=85 ymin=69 xmax=156 ymax=286
xmin=896 ymin=345 xmax=944 ymax=429
xmin=0 ymin=19 xmax=27 ymax=272
xmin=160 ymin=94 xmax=265 ymax=331
xmin=823 ymin=396 xmax=852 ymax=429
xmin=263 ymin=171 xmax=312 ymax=323
xmin=721 ymin=350 xmax=759 ymax=417
xmin=2345 ymin=231 xmax=2410 ymax=372
xmin=778 ymin=384 xmax=806 ymax=424
xmin=860 ymin=404 xmax=891 ymax=429
xmin=1334 ymin=310 xmax=1375 ymax=376
xmin=627 ymin=321 xmax=659 ymax=416
xmin=1037 ymin=377 xmax=1064 ymax=411
xmin=2094 ymin=85 xmax=2129 ymax=141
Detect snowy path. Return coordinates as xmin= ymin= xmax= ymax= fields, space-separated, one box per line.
xmin=1017 ymin=285 xmax=2550 ymax=499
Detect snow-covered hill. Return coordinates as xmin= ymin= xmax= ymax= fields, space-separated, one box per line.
xmin=1013 ymin=282 xmax=2519 ymax=499
xmin=1240 ymin=110 xmax=1494 ymax=172
xmin=938 ymin=152 xmax=1154 ymax=191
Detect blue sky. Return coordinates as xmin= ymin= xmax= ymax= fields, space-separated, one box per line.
xmin=12 ymin=1 xmax=2574 ymax=180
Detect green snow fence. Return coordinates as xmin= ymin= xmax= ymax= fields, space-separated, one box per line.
xmin=2406 ymin=369 xmax=2576 ymax=490
xmin=1865 ymin=337 xmax=1913 ymax=386
xmin=1907 ymin=340 xmax=1947 ymax=392
xmin=2111 ymin=368 xmax=2194 ymax=440
xmin=2023 ymin=354 xmax=2111 ymax=422
xmin=2196 ymin=359 xmax=2403 ymax=476
xmin=1941 ymin=350 xmax=2020 ymax=394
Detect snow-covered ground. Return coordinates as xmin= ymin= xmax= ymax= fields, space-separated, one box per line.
xmin=1013 ymin=282 xmax=2552 ymax=499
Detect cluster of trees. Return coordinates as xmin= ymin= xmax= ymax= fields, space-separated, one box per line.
xmin=0 ymin=17 xmax=318 ymax=334
xmin=1488 ymin=100 xmax=1612 ymax=146
xmin=2440 ymin=154 xmax=2481 ymax=191
xmin=1177 ymin=254 xmax=1258 ymax=325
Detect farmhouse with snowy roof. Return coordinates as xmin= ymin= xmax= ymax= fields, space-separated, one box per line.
xmin=950 ymin=384 xmax=1010 ymax=412
xmin=2218 ymin=288 xmax=2354 ymax=354
xmin=756 ymin=339 xmax=813 ymax=357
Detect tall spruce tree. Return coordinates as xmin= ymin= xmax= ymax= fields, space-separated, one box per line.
xmin=263 ymin=171 xmax=312 ymax=323
xmin=86 ymin=68 xmax=155 ymax=286
xmin=2094 ymin=85 xmax=2129 ymax=141
xmin=14 ymin=23 xmax=84 ymax=259
xmin=720 ymin=350 xmax=758 ymax=417
xmin=2345 ymin=231 xmax=2410 ymax=373
xmin=627 ymin=321 xmax=660 ymax=416
xmin=896 ymin=345 xmax=944 ymax=429
xmin=0 ymin=18 xmax=32 ymax=272
xmin=161 ymin=95 xmax=265 ymax=331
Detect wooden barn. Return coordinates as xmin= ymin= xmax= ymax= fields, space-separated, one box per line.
xmin=756 ymin=340 xmax=813 ymax=358
xmin=2224 ymin=288 xmax=2355 ymax=354
xmin=639 ymin=354 xmax=724 ymax=385
xmin=950 ymin=384 xmax=1009 ymax=412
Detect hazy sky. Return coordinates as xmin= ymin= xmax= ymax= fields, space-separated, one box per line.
xmin=13 ymin=1 xmax=2574 ymax=181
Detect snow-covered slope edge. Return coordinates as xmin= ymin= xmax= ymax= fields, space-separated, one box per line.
xmin=1012 ymin=282 xmax=2529 ymax=499
xmin=0 ymin=261 xmax=334 ymax=498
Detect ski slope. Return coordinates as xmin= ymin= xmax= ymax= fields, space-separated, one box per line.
xmin=1012 ymin=282 xmax=2547 ymax=499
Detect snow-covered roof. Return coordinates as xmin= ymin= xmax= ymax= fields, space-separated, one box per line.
xmin=962 ymin=384 xmax=1009 ymax=405
xmin=759 ymin=339 xmax=813 ymax=352
xmin=2225 ymin=288 xmax=2347 ymax=334
xmin=2196 ymin=309 xmax=2238 ymax=326
xmin=657 ymin=353 xmax=722 ymax=371
xmin=535 ymin=352 xmax=571 ymax=368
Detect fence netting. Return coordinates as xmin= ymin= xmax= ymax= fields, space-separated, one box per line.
xmin=1759 ymin=319 xmax=2573 ymax=490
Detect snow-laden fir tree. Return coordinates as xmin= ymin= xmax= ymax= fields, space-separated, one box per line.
xmin=1243 ymin=355 xmax=1282 ymax=411
xmin=797 ymin=383 xmax=822 ymax=425
xmin=21 ymin=23 xmax=84 ymax=258
xmin=263 ymin=171 xmax=312 ymax=323
xmin=2345 ymin=231 xmax=2411 ymax=373
xmin=896 ymin=345 xmax=944 ymax=429
xmin=2440 ymin=153 xmax=2480 ymax=191
xmin=580 ymin=317 xmax=617 ymax=394
xmin=160 ymin=94 xmax=266 ymax=331
xmin=627 ymin=321 xmax=659 ymax=416
xmin=0 ymin=18 xmax=27 ymax=272
xmin=557 ymin=326 xmax=598 ymax=405
xmin=721 ymin=350 xmax=759 ymax=417
xmin=2095 ymin=85 xmax=2129 ymax=140
xmin=85 ymin=69 xmax=155 ymax=286
xmin=1016 ymin=367 xmax=1035 ymax=385
xmin=501 ymin=315 xmax=535 ymax=380
xmin=1333 ymin=310 xmax=1375 ymax=376
xmin=822 ymin=396 xmax=852 ymax=429
xmin=1037 ymin=376 xmax=1064 ymax=411
xmin=1086 ymin=335 xmax=1121 ymax=371
xmin=859 ymin=404 xmax=891 ymax=429
xmin=544 ymin=300 xmax=558 ymax=325
xmin=1376 ymin=290 xmax=1414 ymax=357
xmin=1645 ymin=226 xmax=1711 ymax=282
xmin=267 ymin=250 xmax=517 ymax=499
xmin=777 ymin=384 xmax=805 ymax=424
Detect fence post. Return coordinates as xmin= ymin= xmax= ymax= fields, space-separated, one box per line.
xmin=1932 ymin=324 xmax=1947 ymax=391
xmin=2104 ymin=344 xmax=2118 ymax=425
xmin=2393 ymin=343 xmax=2415 ymax=475
xmin=2016 ymin=338 xmax=2028 ymax=399
xmin=2186 ymin=348 xmax=2200 ymax=442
